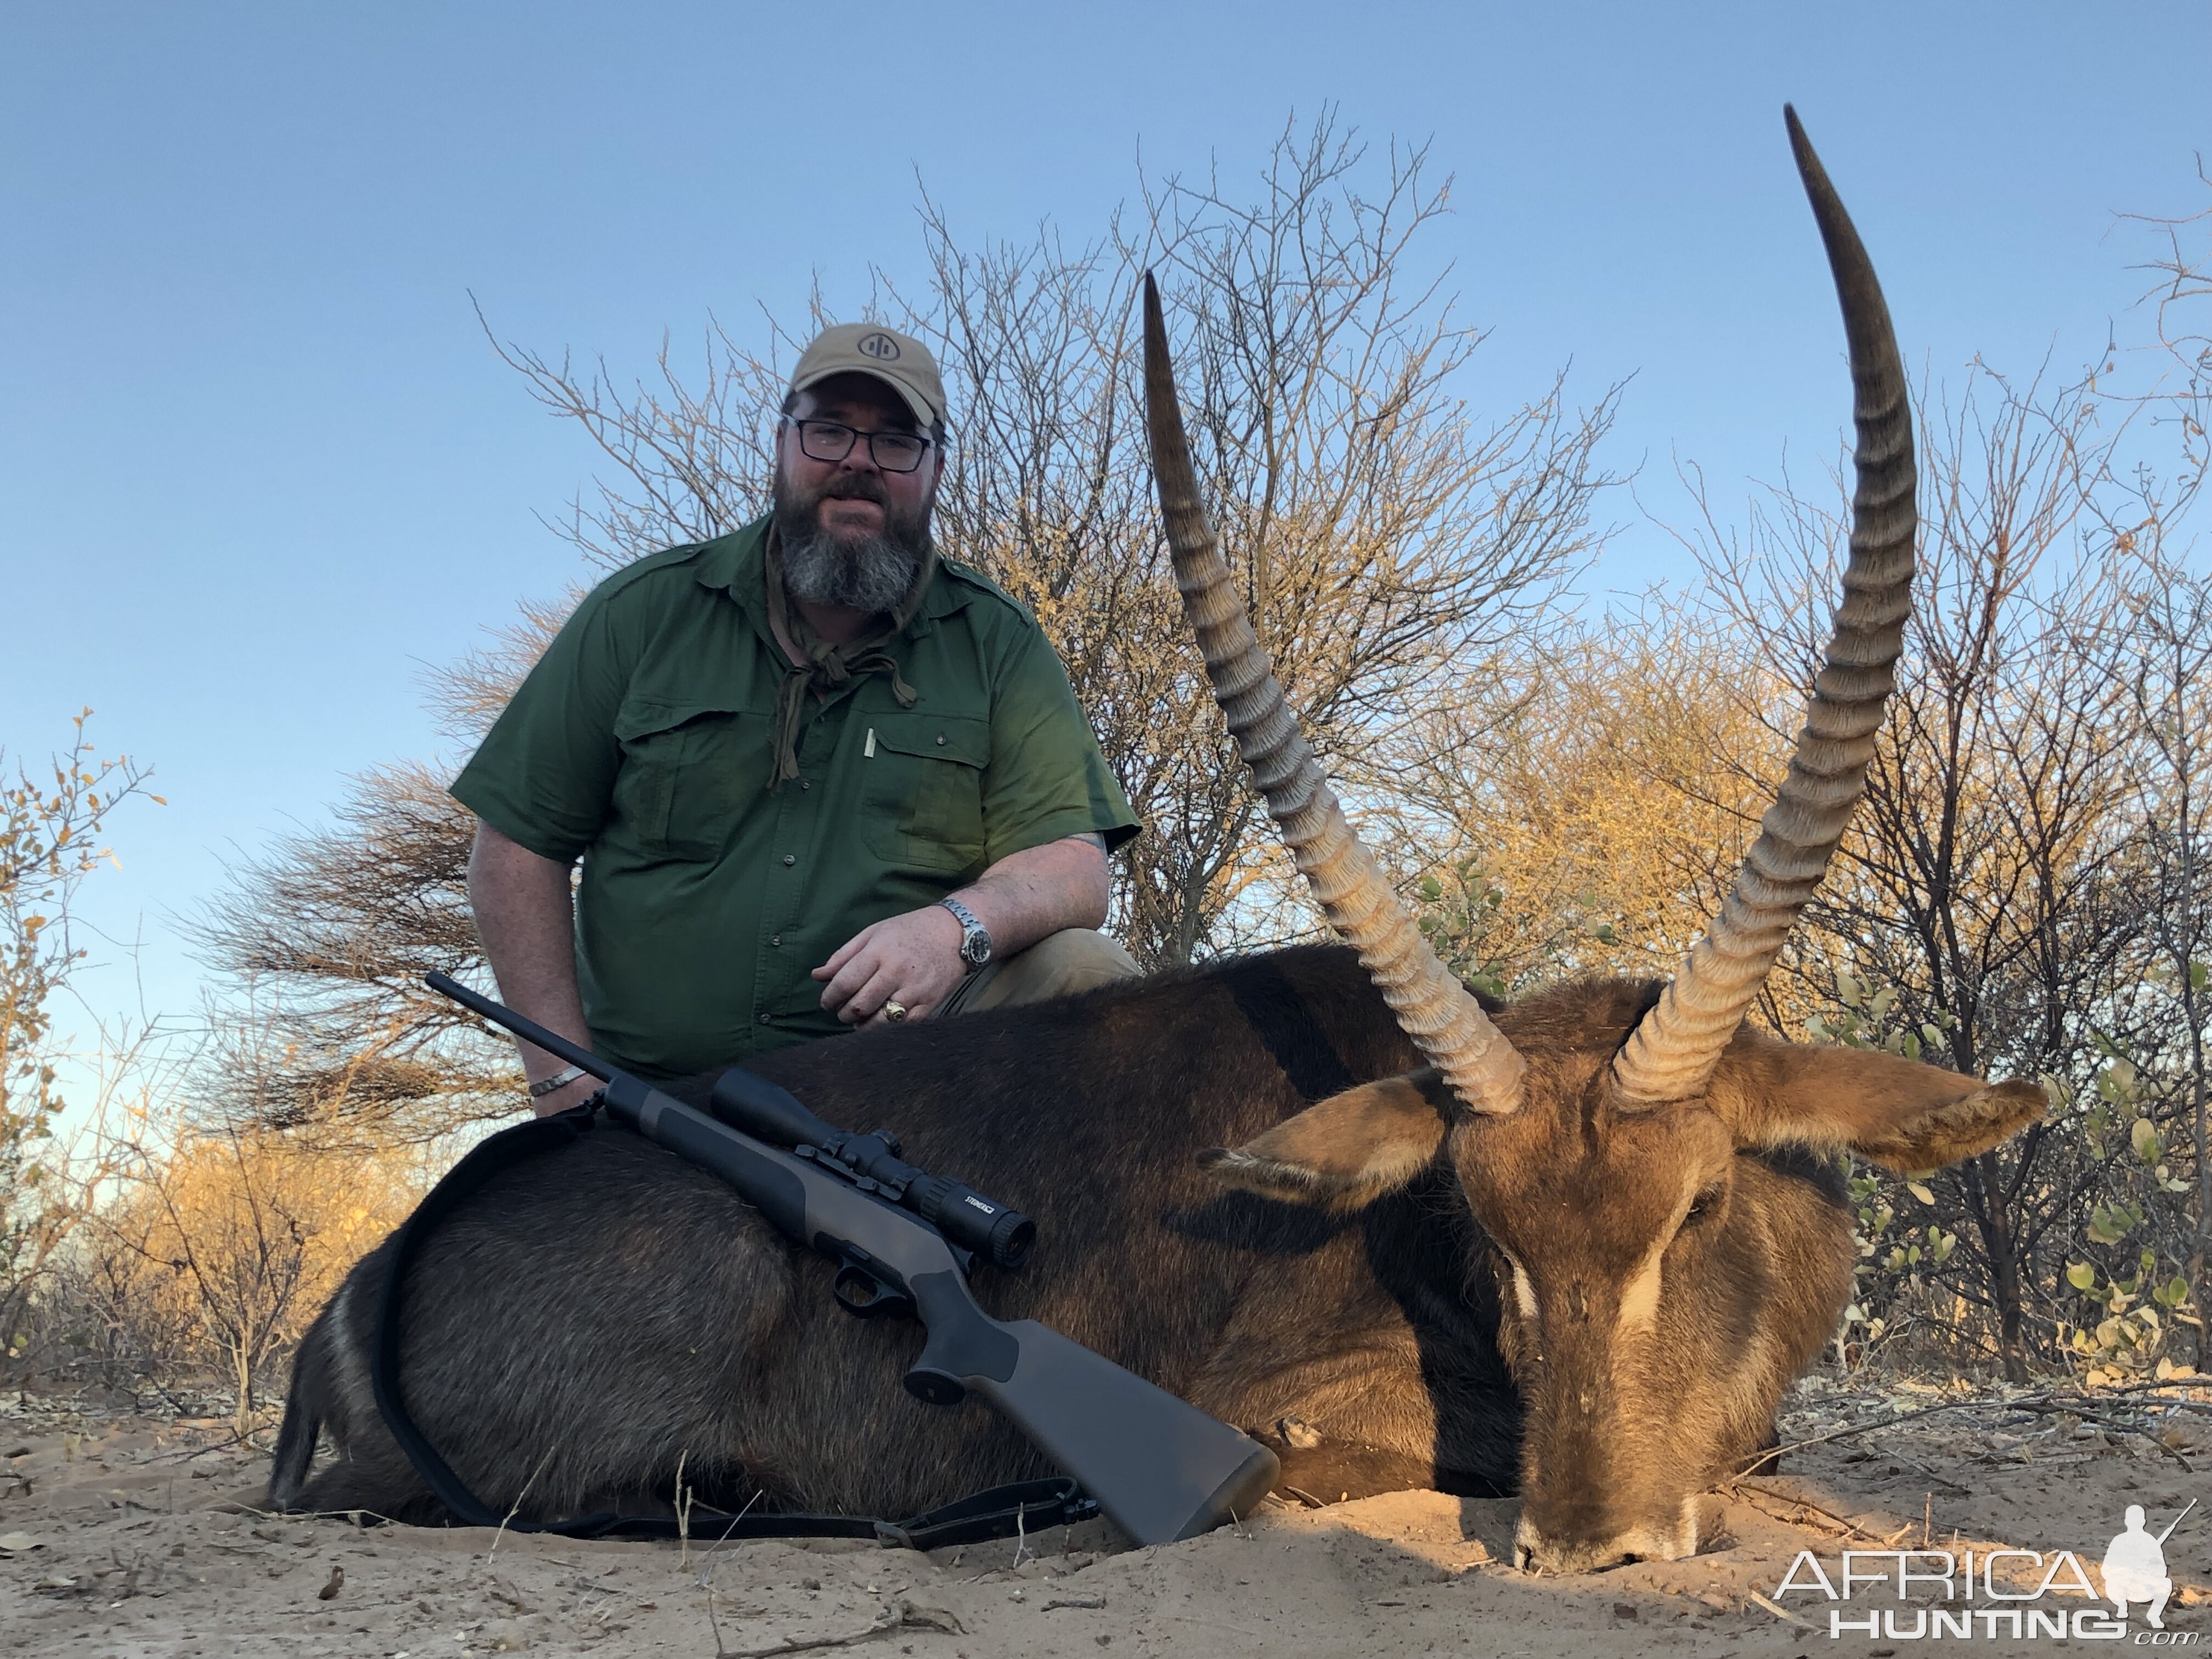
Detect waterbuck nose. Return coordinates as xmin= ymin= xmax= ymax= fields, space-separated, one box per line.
xmin=1514 ymin=1534 xmax=1633 ymax=1574
xmin=1512 ymin=1503 xmax=1698 ymax=1575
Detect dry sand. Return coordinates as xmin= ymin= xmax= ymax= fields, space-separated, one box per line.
xmin=2 ymin=1376 xmax=2205 ymax=1657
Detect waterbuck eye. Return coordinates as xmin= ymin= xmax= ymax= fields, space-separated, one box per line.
xmin=1683 ymin=1183 xmax=1726 ymax=1226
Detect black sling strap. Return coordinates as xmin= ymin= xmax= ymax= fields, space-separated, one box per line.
xmin=369 ymin=1102 xmax=1097 ymax=1549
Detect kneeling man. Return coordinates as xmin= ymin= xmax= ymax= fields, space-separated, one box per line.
xmin=2102 ymin=1505 xmax=2174 ymax=1628
xmin=453 ymin=323 xmax=1142 ymax=1113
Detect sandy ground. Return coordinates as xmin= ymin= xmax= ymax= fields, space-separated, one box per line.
xmin=2 ymin=1376 xmax=2208 ymax=1657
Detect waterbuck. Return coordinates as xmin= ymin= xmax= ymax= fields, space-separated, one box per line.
xmin=270 ymin=111 xmax=2041 ymax=1572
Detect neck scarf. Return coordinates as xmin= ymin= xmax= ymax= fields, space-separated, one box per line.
xmin=763 ymin=531 xmax=935 ymax=792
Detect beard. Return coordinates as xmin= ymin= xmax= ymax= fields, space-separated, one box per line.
xmin=771 ymin=468 xmax=932 ymax=613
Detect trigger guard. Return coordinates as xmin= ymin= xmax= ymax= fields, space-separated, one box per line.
xmin=832 ymin=1264 xmax=912 ymax=1319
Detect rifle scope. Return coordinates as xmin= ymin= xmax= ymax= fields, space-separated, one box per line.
xmin=709 ymin=1068 xmax=1036 ymax=1272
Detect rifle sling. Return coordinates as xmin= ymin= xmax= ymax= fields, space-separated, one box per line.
xmin=367 ymin=1102 xmax=1097 ymax=1549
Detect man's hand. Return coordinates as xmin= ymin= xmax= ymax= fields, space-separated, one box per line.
xmin=814 ymin=904 xmax=967 ymax=1025
xmin=814 ymin=836 xmax=1110 ymax=1029
xmin=532 ymin=1073 xmax=601 ymax=1114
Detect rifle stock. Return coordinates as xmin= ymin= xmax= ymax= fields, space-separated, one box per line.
xmin=907 ymin=1274 xmax=1279 ymax=1542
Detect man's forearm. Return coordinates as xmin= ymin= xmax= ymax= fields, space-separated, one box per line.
xmin=951 ymin=833 xmax=1111 ymax=958
xmin=466 ymin=821 xmax=595 ymax=1111
xmin=812 ymin=833 xmax=1113 ymax=1024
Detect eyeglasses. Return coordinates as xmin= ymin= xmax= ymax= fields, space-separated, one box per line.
xmin=783 ymin=417 xmax=933 ymax=473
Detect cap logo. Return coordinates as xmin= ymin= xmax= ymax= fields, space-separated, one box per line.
xmin=856 ymin=331 xmax=901 ymax=361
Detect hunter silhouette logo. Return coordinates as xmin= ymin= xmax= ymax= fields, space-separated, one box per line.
xmin=856 ymin=331 xmax=901 ymax=360
xmin=2106 ymin=1500 xmax=2193 ymax=1629
xmin=1773 ymin=1499 xmax=2199 ymax=1641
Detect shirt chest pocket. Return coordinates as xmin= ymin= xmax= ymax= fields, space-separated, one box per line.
xmin=613 ymin=700 xmax=773 ymax=862
xmin=861 ymin=712 xmax=990 ymax=877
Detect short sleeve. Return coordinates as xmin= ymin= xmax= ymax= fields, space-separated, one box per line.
xmin=978 ymin=621 xmax=1143 ymax=866
xmin=449 ymin=588 xmax=634 ymax=864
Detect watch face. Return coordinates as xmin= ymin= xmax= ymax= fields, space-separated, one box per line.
xmin=941 ymin=899 xmax=990 ymax=967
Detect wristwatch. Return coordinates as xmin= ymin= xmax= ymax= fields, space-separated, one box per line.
xmin=936 ymin=896 xmax=993 ymax=974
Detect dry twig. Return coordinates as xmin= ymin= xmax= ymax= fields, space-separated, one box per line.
xmin=486 ymin=1448 xmax=554 ymax=1560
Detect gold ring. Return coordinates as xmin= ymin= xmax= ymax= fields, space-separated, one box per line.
xmin=882 ymin=1000 xmax=908 ymax=1023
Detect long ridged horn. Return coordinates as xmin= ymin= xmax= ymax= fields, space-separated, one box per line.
xmin=1610 ymin=106 xmax=1917 ymax=1105
xmin=1142 ymin=274 xmax=1526 ymax=1115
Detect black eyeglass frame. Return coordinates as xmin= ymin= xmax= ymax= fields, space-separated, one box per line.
xmin=781 ymin=416 xmax=936 ymax=474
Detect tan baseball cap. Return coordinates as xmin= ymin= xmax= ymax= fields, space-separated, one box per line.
xmin=788 ymin=323 xmax=947 ymax=433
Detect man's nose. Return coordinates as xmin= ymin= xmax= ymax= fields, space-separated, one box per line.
xmin=834 ymin=441 xmax=882 ymax=477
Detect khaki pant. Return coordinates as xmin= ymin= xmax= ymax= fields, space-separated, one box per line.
xmin=933 ymin=928 xmax=1141 ymax=1018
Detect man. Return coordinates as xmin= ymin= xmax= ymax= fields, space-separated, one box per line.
xmin=453 ymin=323 xmax=1142 ymax=1114
xmin=2102 ymin=1504 xmax=2175 ymax=1628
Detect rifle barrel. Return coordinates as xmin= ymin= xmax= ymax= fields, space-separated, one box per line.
xmin=426 ymin=971 xmax=613 ymax=1083
xmin=2157 ymin=1497 xmax=2197 ymax=1545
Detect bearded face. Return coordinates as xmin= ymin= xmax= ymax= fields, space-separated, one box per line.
xmin=771 ymin=447 xmax=934 ymax=613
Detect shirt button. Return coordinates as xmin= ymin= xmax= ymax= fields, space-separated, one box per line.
xmin=935 ymin=733 xmax=947 ymax=746
xmin=799 ymin=778 xmax=811 ymax=790
xmin=782 ymin=854 xmax=795 ymax=866
xmin=757 ymin=1012 xmax=771 ymax=1024
xmin=770 ymin=934 xmax=781 ymax=947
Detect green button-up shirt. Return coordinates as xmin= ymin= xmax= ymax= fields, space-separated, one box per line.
xmin=451 ymin=516 xmax=1140 ymax=1080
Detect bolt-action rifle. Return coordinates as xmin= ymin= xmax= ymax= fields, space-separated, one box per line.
xmin=425 ymin=972 xmax=1280 ymax=1545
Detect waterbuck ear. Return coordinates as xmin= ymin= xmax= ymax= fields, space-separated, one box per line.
xmin=1197 ymin=1071 xmax=1452 ymax=1211
xmin=1707 ymin=1033 xmax=2046 ymax=1172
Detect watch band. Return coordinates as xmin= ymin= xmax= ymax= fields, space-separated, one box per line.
xmin=528 ymin=1064 xmax=588 ymax=1100
xmin=936 ymin=896 xmax=992 ymax=973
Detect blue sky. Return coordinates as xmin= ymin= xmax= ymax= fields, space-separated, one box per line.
xmin=4 ymin=2 xmax=2207 ymax=1054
